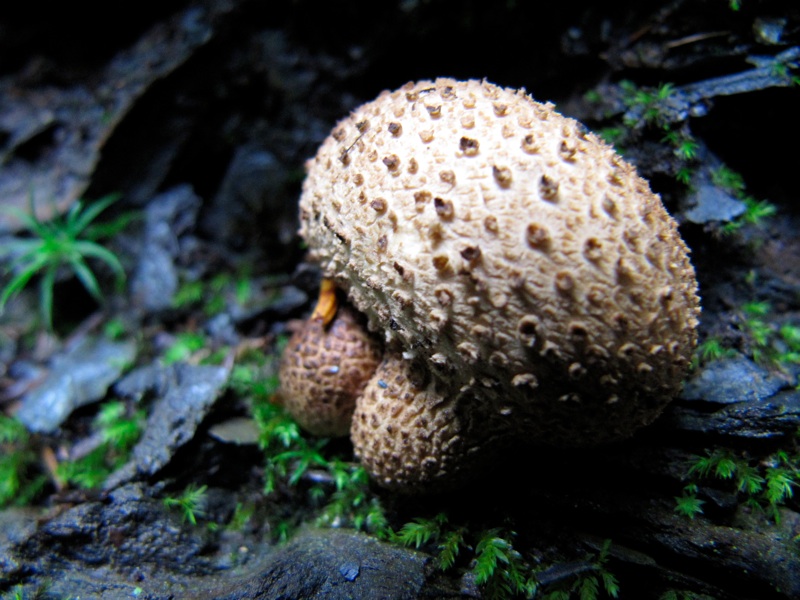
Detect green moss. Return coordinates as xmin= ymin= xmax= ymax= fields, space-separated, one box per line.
xmin=711 ymin=165 xmax=776 ymax=235
xmin=620 ymin=81 xmax=675 ymax=126
xmin=677 ymin=437 xmax=800 ymax=522
xmin=692 ymin=338 xmax=737 ymax=369
xmin=162 ymin=331 xmax=208 ymax=365
xmin=172 ymin=267 xmax=256 ymax=317
xmin=731 ymin=301 xmax=800 ymax=369
xmin=244 ymin=363 xmax=389 ymax=538
xmin=0 ymin=415 xmax=47 ymax=507
xmin=163 ymin=483 xmax=208 ymax=525
xmin=56 ymin=400 xmax=145 ymax=490
xmin=392 ymin=513 xmax=619 ymax=600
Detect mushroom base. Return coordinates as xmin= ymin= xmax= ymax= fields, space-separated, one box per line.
xmin=349 ymin=354 xmax=678 ymax=493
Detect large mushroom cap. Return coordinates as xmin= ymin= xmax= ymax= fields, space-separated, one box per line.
xmin=298 ymin=78 xmax=700 ymax=490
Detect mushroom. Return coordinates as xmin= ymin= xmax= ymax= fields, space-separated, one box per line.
xmin=285 ymin=78 xmax=700 ymax=492
xmin=278 ymin=280 xmax=382 ymax=437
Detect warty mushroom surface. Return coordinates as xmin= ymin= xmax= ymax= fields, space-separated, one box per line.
xmin=280 ymin=78 xmax=701 ymax=492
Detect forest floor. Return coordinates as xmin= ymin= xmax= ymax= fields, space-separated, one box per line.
xmin=1 ymin=1 xmax=799 ymax=599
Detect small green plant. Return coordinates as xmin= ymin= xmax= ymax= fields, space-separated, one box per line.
xmin=539 ymin=539 xmax=620 ymax=600
xmin=392 ymin=513 xmax=468 ymax=570
xmin=742 ymin=300 xmax=770 ymax=318
xmin=674 ymin=484 xmax=705 ymax=520
xmin=734 ymin=301 xmax=800 ymax=368
xmin=57 ymin=446 xmax=114 ymax=490
xmin=710 ymin=165 xmax=745 ymax=194
xmin=710 ymin=165 xmax=777 ymax=235
xmin=675 ymin=166 xmax=693 ymax=185
xmin=0 ymin=415 xmax=46 ymax=507
xmin=583 ymin=90 xmax=602 ymax=104
xmin=620 ymin=80 xmax=675 ymax=126
xmin=228 ymin=347 xmax=281 ymax=400
xmin=162 ymin=331 xmax=208 ymax=365
xmin=392 ymin=516 xmax=536 ymax=598
xmin=256 ymin=400 xmax=388 ymax=535
xmin=227 ymin=501 xmax=255 ymax=532
xmin=0 ymin=194 xmax=132 ymax=329
xmin=172 ymin=268 xmax=255 ymax=316
xmin=96 ymin=401 xmax=145 ymax=448
xmin=597 ymin=127 xmax=625 ymax=147
xmin=741 ymin=197 xmax=777 ymax=225
xmin=770 ymin=54 xmax=800 ymax=87
xmin=393 ymin=513 xmax=450 ymax=549
xmin=722 ymin=196 xmax=777 ymax=235
xmin=393 ymin=514 xmax=618 ymax=600
xmin=57 ymin=400 xmax=145 ymax=490
xmin=244 ymin=355 xmax=388 ymax=537
xmin=103 ymin=316 xmax=127 ymax=340
xmin=473 ymin=529 xmax=539 ymax=600
xmin=254 ymin=399 xmax=305 ymax=496
xmin=692 ymin=337 xmax=737 ymax=368
xmin=779 ymin=324 xmax=800 ymax=364
xmin=207 ymin=271 xmax=253 ymax=315
xmin=662 ymin=130 xmax=699 ymax=161
xmin=659 ymin=124 xmax=700 ymax=186
xmin=172 ymin=280 xmax=205 ymax=308
xmin=317 ymin=463 xmax=389 ymax=536
xmin=677 ymin=441 xmax=800 ymax=522
xmin=163 ymin=483 xmax=208 ymax=525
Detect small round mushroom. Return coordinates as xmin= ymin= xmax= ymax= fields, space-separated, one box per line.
xmin=288 ymin=78 xmax=701 ymax=492
xmin=277 ymin=285 xmax=382 ymax=437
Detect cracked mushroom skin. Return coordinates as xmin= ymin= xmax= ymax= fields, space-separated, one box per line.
xmin=297 ymin=78 xmax=700 ymax=492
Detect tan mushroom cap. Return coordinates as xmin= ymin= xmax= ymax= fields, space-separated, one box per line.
xmin=299 ymin=78 xmax=700 ymax=491
xmin=278 ymin=304 xmax=382 ymax=437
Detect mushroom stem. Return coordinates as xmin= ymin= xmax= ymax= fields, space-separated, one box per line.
xmin=311 ymin=278 xmax=338 ymax=326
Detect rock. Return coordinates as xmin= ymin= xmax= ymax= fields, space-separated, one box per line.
xmin=106 ymin=362 xmax=230 ymax=488
xmin=0 ymin=2 xmax=229 ymax=234
xmin=15 ymin=337 xmax=137 ymax=433
xmin=130 ymin=185 xmax=202 ymax=314
xmin=200 ymin=145 xmax=296 ymax=252
xmin=670 ymin=389 xmax=800 ymax=439
xmin=681 ymin=355 xmax=786 ymax=404
xmin=671 ymin=356 xmax=797 ymax=439
xmin=208 ymin=417 xmax=260 ymax=446
xmin=633 ymin=506 xmax=800 ymax=599
xmin=0 ymin=507 xmax=37 ymax=581
xmin=3 ymin=483 xmax=235 ymax=599
xmin=206 ymin=527 xmax=431 ymax=600
xmin=2 ymin=502 xmax=455 ymax=600
xmin=224 ymin=283 xmax=309 ymax=326
xmin=684 ymin=183 xmax=746 ymax=224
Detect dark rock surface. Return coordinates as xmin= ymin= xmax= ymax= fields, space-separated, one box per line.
xmin=2 ymin=499 xmax=459 ymax=600
xmin=681 ymin=355 xmax=787 ymax=404
xmin=206 ymin=528 xmax=439 ymax=600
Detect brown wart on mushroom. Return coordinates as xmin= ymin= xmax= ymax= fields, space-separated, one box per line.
xmin=281 ymin=78 xmax=701 ymax=492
